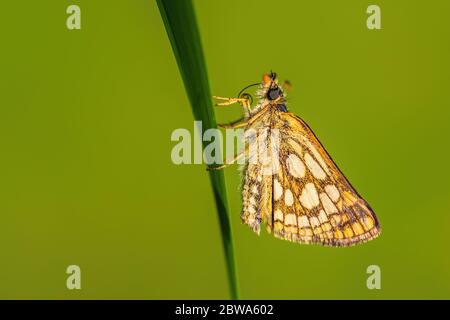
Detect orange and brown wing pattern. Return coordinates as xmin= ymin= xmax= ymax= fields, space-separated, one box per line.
xmin=241 ymin=109 xmax=380 ymax=246
xmin=240 ymin=111 xmax=275 ymax=234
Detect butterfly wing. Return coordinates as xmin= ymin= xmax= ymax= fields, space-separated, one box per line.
xmin=240 ymin=109 xmax=274 ymax=234
xmin=241 ymin=109 xmax=381 ymax=246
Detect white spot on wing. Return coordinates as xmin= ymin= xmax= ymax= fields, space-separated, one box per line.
xmin=274 ymin=209 xmax=284 ymax=221
xmin=325 ymin=185 xmax=340 ymax=202
xmin=274 ymin=179 xmax=283 ymax=201
xmin=288 ymin=139 xmax=303 ymax=155
xmin=320 ymin=192 xmax=338 ymax=215
xmin=284 ymin=189 xmax=294 ymax=206
xmin=304 ymin=153 xmax=326 ymax=179
xmin=285 ymin=214 xmax=297 ymax=226
xmin=305 ymin=140 xmax=330 ymax=174
xmin=298 ymin=216 xmax=310 ymax=228
xmin=286 ymin=154 xmax=306 ymax=178
xmin=318 ymin=209 xmax=328 ymax=223
xmin=310 ymin=216 xmax=320 ymax=227
xmin=299 ymin=183 xmax=320 ymax=209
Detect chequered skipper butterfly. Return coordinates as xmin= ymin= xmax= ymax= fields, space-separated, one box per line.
xmin=210 ymin=72 xmax=381 ymax=246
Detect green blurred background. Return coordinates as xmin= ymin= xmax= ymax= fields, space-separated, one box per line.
xmin=1 ymin=0 xmax=450 ymax=299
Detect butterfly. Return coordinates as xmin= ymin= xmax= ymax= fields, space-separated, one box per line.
xmin=210 ymin=72 xmax=381 ymax=246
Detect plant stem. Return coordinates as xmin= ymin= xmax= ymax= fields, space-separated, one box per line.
xmin=156 ymin=0 xmax=239 ymax=300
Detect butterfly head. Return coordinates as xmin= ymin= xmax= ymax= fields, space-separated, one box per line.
xmin=262 ymin=71 xmax=288 ymax=112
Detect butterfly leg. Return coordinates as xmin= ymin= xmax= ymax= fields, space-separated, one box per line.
xmin=207 ymin=150 xmax=246 ymax=171
xmin=213 ymin=96 xmax=252 ymax=128
xmin=213 ymin=95 xmax=252 ymax=115
xmin=218 ymin=118 xmax=248 ymax=129
xmin=213 ymin=96 xmax=249 ymax=106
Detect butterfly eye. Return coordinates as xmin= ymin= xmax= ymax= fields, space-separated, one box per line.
xmin=267 ymin=88 xmax=282 ymax=100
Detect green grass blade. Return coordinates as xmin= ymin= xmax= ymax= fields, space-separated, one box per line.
xmin=156 ymin=0 xmax=239 ymax=300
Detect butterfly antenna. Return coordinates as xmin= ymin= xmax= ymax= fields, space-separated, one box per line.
xmin=237 ymin=83 xmax=260 ymax=105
